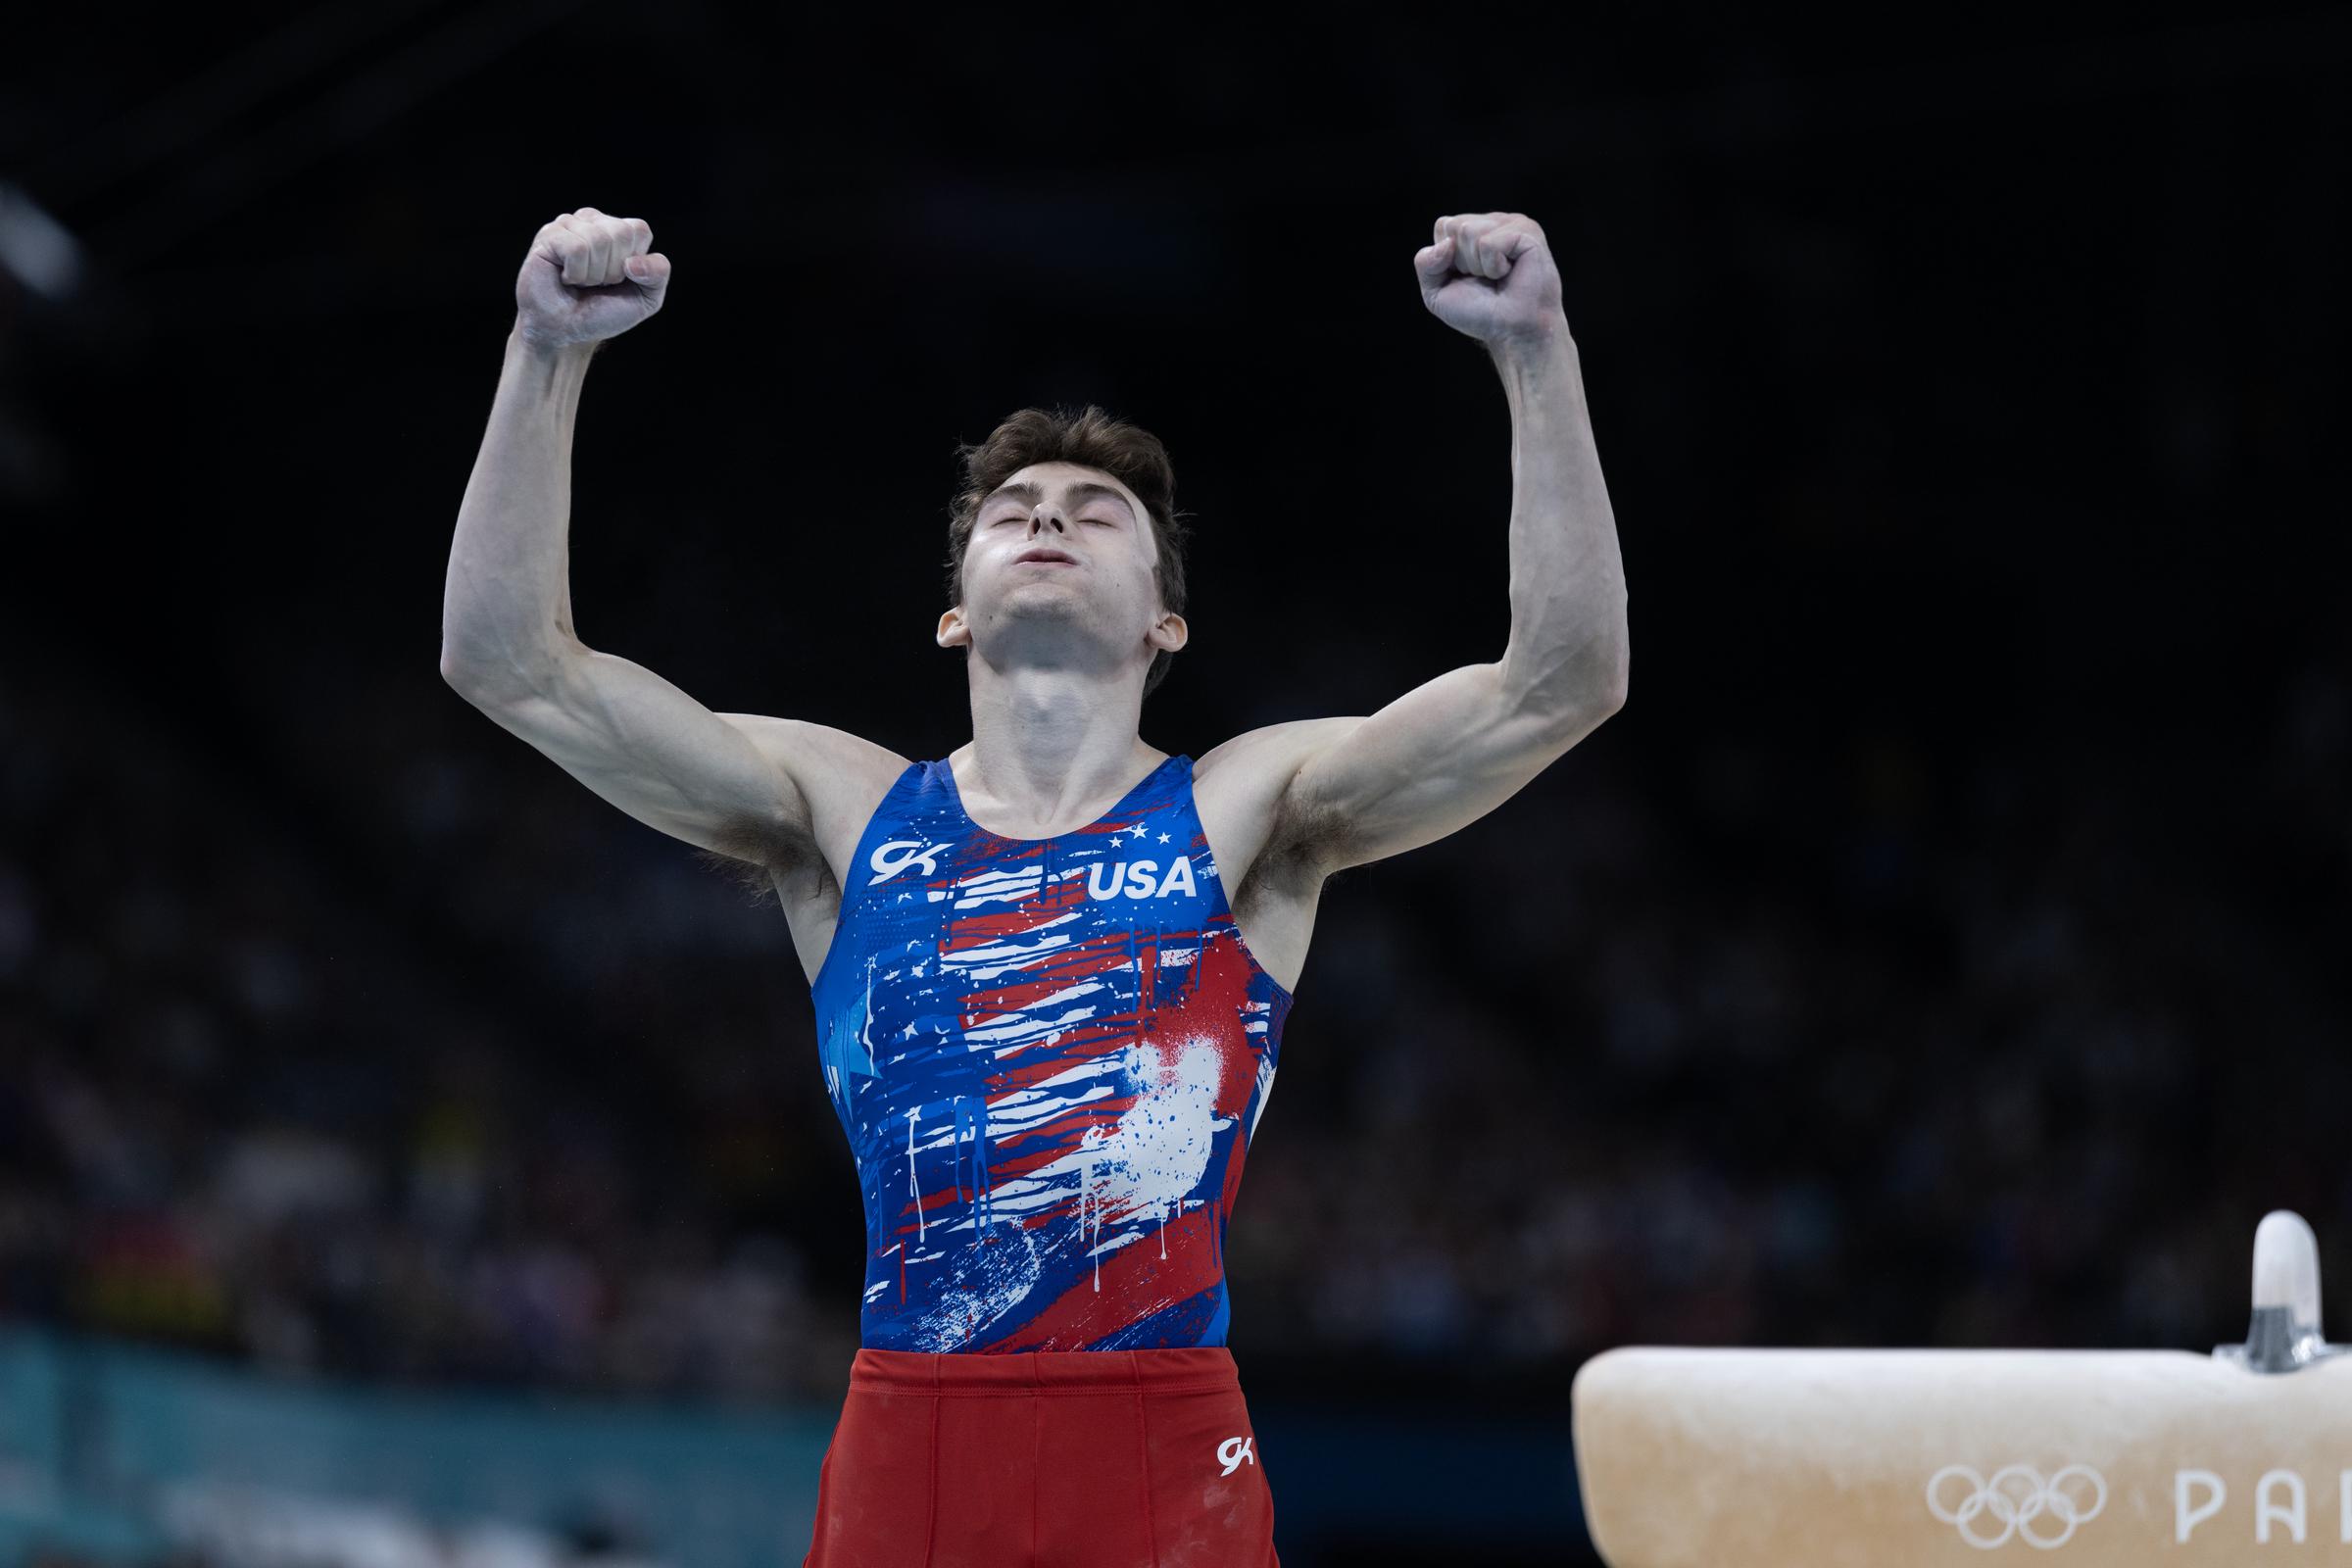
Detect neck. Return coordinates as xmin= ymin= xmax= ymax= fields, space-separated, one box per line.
xmin=957 ymin=658 xmax=1159 ymax=834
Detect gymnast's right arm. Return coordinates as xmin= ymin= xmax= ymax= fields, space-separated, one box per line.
xmin=436 ymin=207 xmax=808 ymax=872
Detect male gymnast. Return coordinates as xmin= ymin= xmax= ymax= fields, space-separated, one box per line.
xmin=438 ymin=205 xmax=1628 ymax=1566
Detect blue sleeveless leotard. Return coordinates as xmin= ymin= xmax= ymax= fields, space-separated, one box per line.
xmin=808 ymin=752 xmax=1293 ymax=1352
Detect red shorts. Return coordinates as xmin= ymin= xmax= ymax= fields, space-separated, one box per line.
xmin=802 ymin=1345 xmax=1280 ymax=1567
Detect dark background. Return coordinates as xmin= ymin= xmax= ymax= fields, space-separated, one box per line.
xmin=3 ymin=6 xmax=2348 ymax=1564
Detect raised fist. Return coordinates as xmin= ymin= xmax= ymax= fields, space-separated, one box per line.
xmin=514 ymin=207 xmax=670 ymax=350
xmin=1413 ymin=212 xmax=1564 ymax=351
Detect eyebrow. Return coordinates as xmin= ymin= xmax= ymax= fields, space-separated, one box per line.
xmin=979 ymin=480 xmax=1136 ymax=520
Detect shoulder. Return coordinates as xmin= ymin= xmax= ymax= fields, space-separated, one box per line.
xmin=1195 ymin=716 xmax=1362 ymax=799
xmin=710 ymin=714 xmax=913 ymax=878
xmin=717 ymin=713 xmax=911 ymax=780
xmin=1192 ymin=716 xmax=1365 ymax=884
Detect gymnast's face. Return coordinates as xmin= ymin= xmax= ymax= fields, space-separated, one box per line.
xmin=939 ymin=462 xmax=1186 ymax=684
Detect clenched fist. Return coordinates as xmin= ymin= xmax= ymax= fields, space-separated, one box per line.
xmin=1413 ymin=212 xmax=1564 ymax=352
xmin=514 ymin=207 xmax=670 ymax=351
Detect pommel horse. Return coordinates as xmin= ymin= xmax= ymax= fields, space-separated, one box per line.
xmin=1573 ymin=1210 xmax=2350 ymax=1564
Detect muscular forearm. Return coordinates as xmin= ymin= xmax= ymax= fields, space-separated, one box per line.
xmin=1492 ymin=323 xmax=1631 ymax=719
xmin=438 ymin=323 xmax=602 ymax=699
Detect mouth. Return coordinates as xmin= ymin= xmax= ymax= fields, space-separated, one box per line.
xmin=1012 ymin=549 xmax=1078 ymax=566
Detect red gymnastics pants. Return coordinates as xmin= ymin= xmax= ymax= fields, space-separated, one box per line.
xmin=801 ymin=1344 xmax=1280 ymax=1568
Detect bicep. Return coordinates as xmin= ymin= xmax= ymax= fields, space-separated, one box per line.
xmin=1280 ymin=661 xmax=1612 ymax=872
xmin=450 ymin=644 xmax=812 ymax=865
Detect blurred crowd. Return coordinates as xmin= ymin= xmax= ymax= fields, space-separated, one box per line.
xmin=2 ymin=623 xmax=2347 ymax=1409
xmin=20 ymin=1479 xmax=667 ymax=1568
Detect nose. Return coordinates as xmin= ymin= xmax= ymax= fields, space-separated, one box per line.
xmin=1027 ymin=508 xmax=1065 ymax=537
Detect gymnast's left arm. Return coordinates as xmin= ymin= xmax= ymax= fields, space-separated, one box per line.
xmin=1276 ymin=212 xmax=1630 ymax=875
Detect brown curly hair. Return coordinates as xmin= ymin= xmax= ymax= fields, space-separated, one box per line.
xmin=944 ymin=404 xmax=1193 ymax=700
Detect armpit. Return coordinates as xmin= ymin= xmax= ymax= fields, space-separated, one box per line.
xmin=691 ymin=812 xmax=822 ymax=907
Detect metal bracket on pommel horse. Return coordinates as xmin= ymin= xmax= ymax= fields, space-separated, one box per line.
xmin=1571 ymin=1211 xmax=2352 ymax=1564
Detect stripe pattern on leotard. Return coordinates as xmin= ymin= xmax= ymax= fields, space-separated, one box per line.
xmin=807 ymin=753 xmax=1291 ymax=1352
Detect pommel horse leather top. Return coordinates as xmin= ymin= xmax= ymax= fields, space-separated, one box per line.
xmin=1573 ymin=1209 xmax=2352 ymax=1565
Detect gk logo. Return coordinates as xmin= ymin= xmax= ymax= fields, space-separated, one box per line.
xmin=868 ymin=840 xmax=946 ymax=885
xmin=1217 ymin=1435 xmax=1255 ymax=1478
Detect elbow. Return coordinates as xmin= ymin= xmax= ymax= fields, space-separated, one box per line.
xmin=1566 ymin=670 xmax=1628 ymax=735
xmin=439 ymin=629 xmax=578 ymax=704
xmin=1581 ymin=659 xmax=1629 ymax=729
xmin=1500 ymin=636 xmax=1629 ymax=734
xmin=1595 ymin=647 xmax=1630 ymax=716
xmin=438 ymin=646 xmax=484 ymax=696
xmin=1552 ymin=629 xmax=1627 ymax=719
xmin=438 ymin=645 xmax=515 ymax=705
xmin=1587 ymin=606 xmax=1632 ymax=715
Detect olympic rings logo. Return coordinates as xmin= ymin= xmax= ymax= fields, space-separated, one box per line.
xmin=1926 ymin=1464 xmax=2108 ymax=1549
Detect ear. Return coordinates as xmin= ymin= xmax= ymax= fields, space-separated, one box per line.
xmin=1148 ymin=611 xmax=1188 ymax=655
xmin=937 ymin=606 xmax=970 ymax=649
